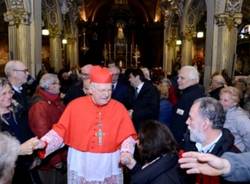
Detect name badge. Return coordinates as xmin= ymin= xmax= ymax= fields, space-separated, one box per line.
xmin=176 ymin=108 xmax=184 ymax=115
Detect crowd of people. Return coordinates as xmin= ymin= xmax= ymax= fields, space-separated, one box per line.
xmin=1 ymin=60 xmax=250 ymax=184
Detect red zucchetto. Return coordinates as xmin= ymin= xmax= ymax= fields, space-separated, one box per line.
xmin=90 ymin=65 xmax=112 ymax=83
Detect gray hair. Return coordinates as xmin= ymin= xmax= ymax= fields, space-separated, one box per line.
xmin=39 ymin=73 xmax=58 ymax=90
xmin=0 ymin=132 xmax=20 ymax=184
xmin=194 ymin=97 xmax=225 ymax=129
xmin=182 ymin=65 xmax=200 ymax=82
xmin=4 ymin=60 xmax=23 ymax=77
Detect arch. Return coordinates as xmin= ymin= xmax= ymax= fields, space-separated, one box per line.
xmin=42 ymin=0 xmax=63 ymax=33
xmin=91 ymin=1 xmax=149 ymax=23
xmin=182 ymin=0 xmax=206 ymax=32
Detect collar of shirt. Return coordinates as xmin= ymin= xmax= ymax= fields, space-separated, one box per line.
xmin=195 ymin=131 xmax=222 ymax=153
xmin=136 ymin=82 xmax=144 ymax=94
xmin=112 ymin=82 xmax=117 ymax=90
xmin=12 ymin=85 xmax=23 ymax=93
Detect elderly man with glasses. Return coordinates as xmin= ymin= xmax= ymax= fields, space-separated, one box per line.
xmin=4 ymin=60 xmax=30 ymax=110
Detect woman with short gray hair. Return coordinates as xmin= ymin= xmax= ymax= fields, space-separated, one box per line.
xmin=29 ymin=73 xmax=67 ymax=184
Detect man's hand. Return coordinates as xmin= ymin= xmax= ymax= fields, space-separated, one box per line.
xmin=178 ymin=151 xmax=231 ymax=176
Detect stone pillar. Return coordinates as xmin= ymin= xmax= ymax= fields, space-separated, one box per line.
xmin=215 ymin=12 xmax=242 ymax=77
xmin=67 ymin=36 xmax=78 ymax=68
xmin=4 ymin=9 xmax=31 ymax=68
xmin=181 ymin=25 xmax=194 ymax=65
xmin=49 ymin=26 xmax=62 ymax=72
xmin=30 ymin=0 xmax=42 ymax=75
xmin=204 ymin=0 xmax=243 ymax=89
xmin=165 ymin=38 xmax=176 ymax=75
xmin=203 ymin=0 xmax=217 ymax=89
xmin=163 ymin=10 xmax=171 ymax=75
xmin=7 ymin=25 xmax=18 ymax=59
xmin=67 ymin=26 xmax=79 ymax=68
xmin=18 ymin=22 xmax=31 ymax=69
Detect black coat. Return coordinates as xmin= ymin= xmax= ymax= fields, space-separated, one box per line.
xmin=128 ymin=81 xmax=160 ymax=132
xmin=63 ymin=80 xmax=85 ymax=105
xmin=170 ymin=84 xmax=205 ymax=143
xmin=209 ymin=86 xmax=224 ymax=100
xmin=112 ymin=81 xmax=130 ymax=109
xmin=130 ymin=154 xmax=185 ymax=184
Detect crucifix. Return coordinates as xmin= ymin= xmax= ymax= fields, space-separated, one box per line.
xmin=95 ymin=111 xmax=105 ymax=145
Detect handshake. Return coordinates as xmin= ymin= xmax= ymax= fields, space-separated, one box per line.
xmin=19 ymin=137 xmax=47 ymax=156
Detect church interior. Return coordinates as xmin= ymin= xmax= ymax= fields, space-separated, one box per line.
xmin=0 ymin=0 xmax=250 ymax=87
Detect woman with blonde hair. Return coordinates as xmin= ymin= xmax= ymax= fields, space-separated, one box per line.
xmin=0 ymin=77 xmax=41 ymax=183
xmin=220 ymin=86 xmax=250 ymax=152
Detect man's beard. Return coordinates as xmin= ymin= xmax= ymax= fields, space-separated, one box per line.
xmin=189 ymin=128 xmax=206 ymax=144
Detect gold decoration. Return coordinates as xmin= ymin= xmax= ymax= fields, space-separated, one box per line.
xmin=183 ymin=25 xmax=195 ymax=41
xmin=215 ymin=12 xmax=242 ymax=30
xmin=166 ymin=38 xmax=176 ymax=47
xmin=48 ymin=25 xmax=61 ymax=38
xmin=4 ymin=9 xmax=30 ymax=26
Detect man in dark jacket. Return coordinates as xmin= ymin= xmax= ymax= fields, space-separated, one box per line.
xmin=127 ymin=68 xmax=160 ymax=132
xmin=183 ymin=97 xmax=240 ymax=184
xmin=63 ymin=64 xmax=93 ymax=105
xmin=108 ymin=65 xmax=130 ymax=109
xmin=170 ymin=65 xmax=205 ymax=144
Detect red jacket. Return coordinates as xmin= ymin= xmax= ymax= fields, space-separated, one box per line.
xmin=29 ymin=87 xmax=66 ymax=170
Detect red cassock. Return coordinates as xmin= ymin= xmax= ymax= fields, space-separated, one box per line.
xmin=53 ymin=96 xmax=137 ymax=153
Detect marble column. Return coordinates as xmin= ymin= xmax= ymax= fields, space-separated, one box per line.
xmin=166 ymin=38 xmax=176 ymax=75
xmin=181 ymin=25 xmax=194 ymax=65
xmin=215 ymin=12 xmax=242 ymax=77
xmin=7 ymin=24 xmax=18 ymax=59
xmin=67 ymin=29 xmax=79 ymax=68
xmin=49 ymin=26 xmax=62 ymax=72
xmin=30 ymin=0 xmax=42 ymax=75
xmin=163 ymin=10 xmax=171 ymax=75
xmin=4 ymin=9 xmax=31 ymax=68
xmin=18 ymin=23 xmax=31 ymax=69
xmin=203 ymin=0 xmax=217 ymax=89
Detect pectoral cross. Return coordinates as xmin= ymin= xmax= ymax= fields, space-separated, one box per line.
xmin=95 ymin=112 xmax=105 ymax=145
xmin=96 ymin=128 xmax=104 ymax=145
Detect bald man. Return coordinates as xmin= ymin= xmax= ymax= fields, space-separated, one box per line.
xmin=170 ymin=66 xmax=205 ymax=144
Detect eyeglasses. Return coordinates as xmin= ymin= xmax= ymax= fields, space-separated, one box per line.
xmin=13 ymin=69 xmax=28 ymax=73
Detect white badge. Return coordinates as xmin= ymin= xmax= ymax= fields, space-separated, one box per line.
xmin=176 ymin=108 xmax=184 ymax=115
